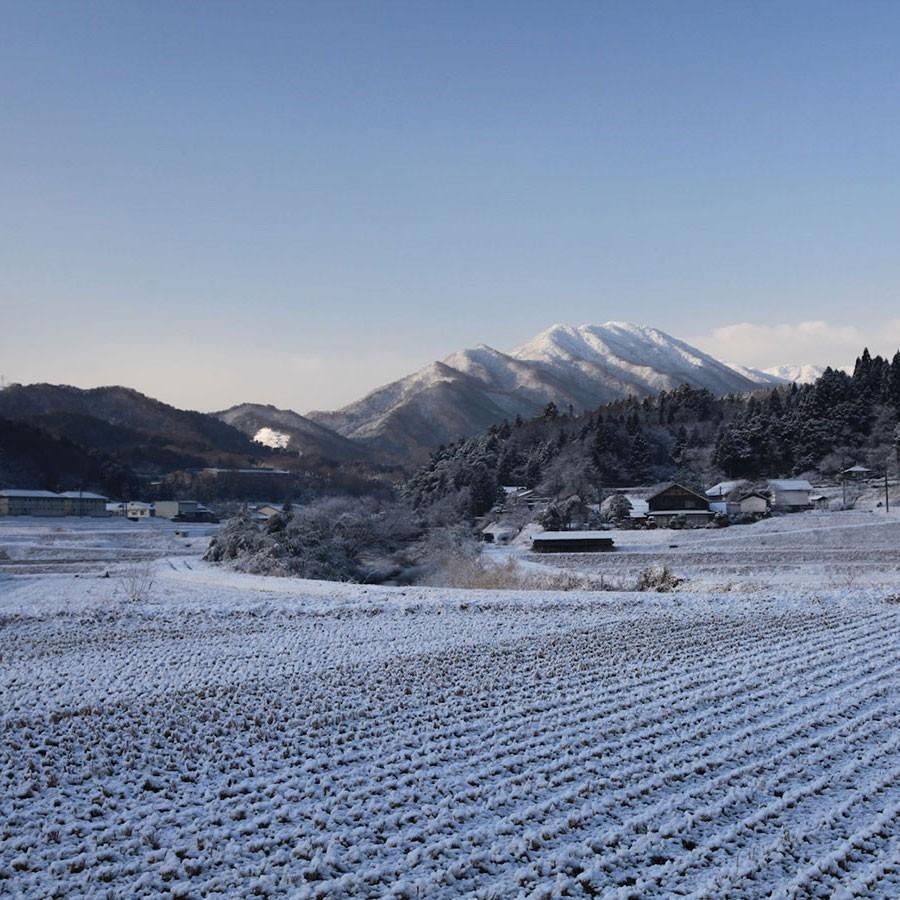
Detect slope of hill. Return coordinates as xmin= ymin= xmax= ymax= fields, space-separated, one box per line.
xmin=0 ymin=384 xmax=258 ymax=458
xmin=310 ymin=322 xmax=760 ymax=460
xmin=0 ymin=383 xmax=265 ymax=476
xmin=0 ymin=417 xmax=137 ymax=495
xmin=214 ymin=403 xmax=372 ymax=463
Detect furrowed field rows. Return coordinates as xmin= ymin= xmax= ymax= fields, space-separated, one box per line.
xmin=1 ymin=595 xmax=899 ymax=897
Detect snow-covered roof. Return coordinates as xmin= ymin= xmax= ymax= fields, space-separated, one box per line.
xmin=2 ymin=489 xmax=107 ymax=501
xmin=842 ymin=465 xmax=870 ymax=474
xmin=482 ymin=522 xmax=517 ymax=536
xmin=58 ymin=491 xmax=108 ymax=500
xmin=768 ymin=479 xmax=812 ymax=492
xmin=705 ymin=480 xmax=747 ymax=497
xmin=647 ymin=482 xmax=708 ymax=503
xmin=533 ymin=531 xmax=611 ymax=541
xmin=624 ymin=496 xmax=649 ymax=517
xmin=0 ymin=489 xmax=61 ymax=498
xmin=0 ymin=488 xmax=59 ymax=497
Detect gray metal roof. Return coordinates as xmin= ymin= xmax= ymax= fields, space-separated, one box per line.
xmin=58 ymin=491 xmax=108 ymax=500
xmin=0 ymin=489 xmax=61 ymax=498
xmin=1 ymin=489 xmax=108 ymax=499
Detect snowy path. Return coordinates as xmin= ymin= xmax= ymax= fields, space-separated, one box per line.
xmin=2 ymin=580 xmax=899 ymax=897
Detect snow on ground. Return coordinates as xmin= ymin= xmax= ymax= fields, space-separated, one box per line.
xmin=509 ymin=509 xmax=900 ymax=592
xmin=2 ymin=515 xmax=900 ymax=897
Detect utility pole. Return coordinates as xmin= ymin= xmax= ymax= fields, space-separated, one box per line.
xmin=885 ymin=469 xmax=890 ymax=514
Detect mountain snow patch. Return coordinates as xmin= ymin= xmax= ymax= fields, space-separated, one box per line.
xmin=253 ymin=426 xmax=291 ymax=449
xmin=763 ymin=364 xmax=828 ymax=385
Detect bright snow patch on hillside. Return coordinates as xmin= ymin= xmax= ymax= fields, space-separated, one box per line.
xmin=253 ymin=426 xmax=291 ymax=449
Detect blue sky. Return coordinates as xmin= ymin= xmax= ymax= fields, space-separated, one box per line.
xmin=2 ymin=1 xmax=900 ymax=411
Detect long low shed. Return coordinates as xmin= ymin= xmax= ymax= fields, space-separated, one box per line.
xmin=531 ymin=532 xmax=615 ymax=553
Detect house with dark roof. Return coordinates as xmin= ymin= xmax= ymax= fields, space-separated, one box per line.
xmin=646 ymin=483 xmax=712 ymax=527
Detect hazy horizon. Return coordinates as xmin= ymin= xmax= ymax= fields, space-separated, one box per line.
xmin=4 ymin=315 xmax=900 ymax=415
xmin=3 ymin=1 xmax=900 ymax=412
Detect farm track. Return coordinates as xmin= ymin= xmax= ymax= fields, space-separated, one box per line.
xmin=2 ymin=594 xmax=899 ymax=897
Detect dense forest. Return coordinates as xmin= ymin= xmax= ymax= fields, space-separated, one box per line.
xmin=405 ymin=349 xmax=900 ymax=519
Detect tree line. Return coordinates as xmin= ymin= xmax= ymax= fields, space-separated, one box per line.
xmin=404 ymin=349 xmax=900 ymax=519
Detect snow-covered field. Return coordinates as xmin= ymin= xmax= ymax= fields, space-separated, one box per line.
xmin=2 ymin=515 xmax=900 ymax=897
xmin=515 ymin=509 xmax=900 ymax=591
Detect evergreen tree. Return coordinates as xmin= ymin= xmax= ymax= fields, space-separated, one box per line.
xmin=628 ymin=431 xmax=652 ymax=481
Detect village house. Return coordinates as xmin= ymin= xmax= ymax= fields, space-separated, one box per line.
xmin=705 ymin=480 xmax=750 ymax=514
xmin=646 ymin=483 xmax=713 ymax=527
xmin=500 ymin=486 xmax=534 ymax=505
xmin=767 ymin=479 xmax=813 ymax=511
xmin=153 ymin=500 xmax=218 ymax=522
xmin=106 ymin=501 xmax=154 ymax=519
xmin=705 ymin=481 xmax=769 ymax=517
xmin=254 ymin=504 xmax=285 ymax=519
xmin=737 ymin=492 xmax=770 ymax=516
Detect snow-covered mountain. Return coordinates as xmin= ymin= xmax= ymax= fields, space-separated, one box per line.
xmin=762 ymin=364 xmax=827 ymax=385
xmin=309 ymin=322 xmax=761 ymax=459
xmin=725 ymin=363 xmax=787 ymax=386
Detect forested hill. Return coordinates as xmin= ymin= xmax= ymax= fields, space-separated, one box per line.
xmin=405 ymin=349 xmax=900 ymax=519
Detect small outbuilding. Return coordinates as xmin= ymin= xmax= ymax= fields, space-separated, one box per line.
xmin=737 ymin=492 xmax=769 ymax=516
xmin=107 ymin=501 xmax=154 ymax=519
xmin=153 ymin=500 xmax=218 ymax=522
xmin=842 ymin=465 xmax=871 ymax=481
xmin=482 ymin=522 xmax=519 ymax=545
xmin=531 ymin=531 xmax=615 ymax=553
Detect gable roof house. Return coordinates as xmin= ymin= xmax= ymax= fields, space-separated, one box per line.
xmin=767 ymin=479 xmax=813 ymax=511
xmin=646 ymin=483 xmax=712 ymax=527
xmin=737 ymin=491 xmax=770 ymax=516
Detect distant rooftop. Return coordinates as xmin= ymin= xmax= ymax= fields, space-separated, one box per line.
xmin=768 ymin=479 xmax=813 ymax=491
xmin=1 ymin=489 xmax=108 ymax=500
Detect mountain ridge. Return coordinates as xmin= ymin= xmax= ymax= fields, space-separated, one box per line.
xmin=308 ymin=322 xmax=762 ymax=460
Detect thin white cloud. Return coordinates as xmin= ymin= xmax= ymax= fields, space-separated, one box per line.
xmin=689 ymin=319 xmax=900 ymax=370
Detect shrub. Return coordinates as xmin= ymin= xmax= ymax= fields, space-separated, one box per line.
xmin=204 ymin=498 xmax=421 ymax=582
xmin=120 ymin=561 xmax=156 ymax=602
xmin=635 ymin=565 xmax=684 ymax=592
